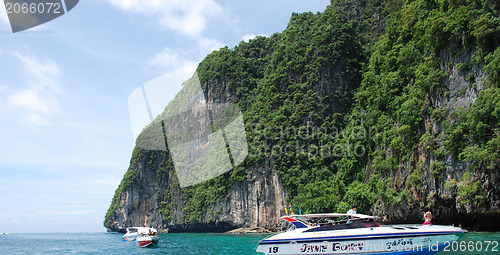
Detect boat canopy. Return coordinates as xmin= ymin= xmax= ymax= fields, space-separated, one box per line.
xmin=284 ymin=213 xmax=380 ymax=220
xmin=126 ymin=227 xmax=158 ymax=234
xmin=282 ymin=213 xmax=381 ymax=229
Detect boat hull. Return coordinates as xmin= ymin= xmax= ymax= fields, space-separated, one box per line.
xmin=137 ymin=236 xmax=160 ymax=248
xmin=122 ymin=233 xmax=137 ymax=242
xmin=256 ymin=226 xmax=466 ymax=255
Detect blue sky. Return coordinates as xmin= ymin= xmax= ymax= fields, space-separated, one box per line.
xmin=0 ymin=0 xmax=330 ymax=233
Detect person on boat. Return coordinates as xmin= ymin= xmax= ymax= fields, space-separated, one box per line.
xmin=347 ymin=206 xmax=357 ymax=215
xmin=346 ymin=206 xmax=357 ymax=223
xmin=423 ymin=211 xmax=432 ymax=225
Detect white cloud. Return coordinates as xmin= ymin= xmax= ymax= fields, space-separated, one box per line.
xmin=241 ymin=33 xmax=267 ymax=42
xmin=105 ymin=0 xmax=224 ymax=38
xmin=6 ymin=53 xmax=62 ymax=125
xmin=146 ymin=47 xmax=197 ymax=72
xmin=8 ymin=88 xmax=58 ymax=115
xmin=14 ymin=53 xmax=61 ymax=91
xmin=147 ymin=47 xmax=192 ymax=71
xmin=146 ymin=37 xmax=223 ymax=73
xmin=197 ymin=37 xmax=224 ymax=53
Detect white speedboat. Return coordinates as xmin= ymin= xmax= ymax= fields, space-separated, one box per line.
xmin=122 ymin=227 xmax=160 ymax=247
xmin=256 ymin=213 xmax=467 ymax=255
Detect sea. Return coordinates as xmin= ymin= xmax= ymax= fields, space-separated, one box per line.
xmin=0 ymin=231 xmax=498 ymax=254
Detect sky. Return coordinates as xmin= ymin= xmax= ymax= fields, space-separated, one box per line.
xmin=0 ymin=0 xmax=330 ymax=233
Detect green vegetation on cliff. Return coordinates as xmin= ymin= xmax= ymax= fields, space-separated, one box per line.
xmin=339 ymin=0 xmax=499 ymax=213
xmin=104 ymin=147 xmax=143 ymax=226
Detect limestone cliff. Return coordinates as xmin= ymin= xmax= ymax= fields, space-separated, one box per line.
xmin=105 ymin=0 xmax=500 ymax=232
xmin=368 ymin=48 xmax=500 ymax=231
xmin=105 ymin=148 xmax=287 ymax=233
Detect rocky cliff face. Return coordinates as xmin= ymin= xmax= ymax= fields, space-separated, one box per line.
xmin=368 ymin=48 xmax=499 ymax=230
xmin=106 ymin=1 xmax=500 ymax=232
xmin=105 ymin=149 xmax=288 ymax=233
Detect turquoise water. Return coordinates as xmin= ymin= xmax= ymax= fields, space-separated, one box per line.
xmin=0 ymin=232 xmax=498 ymax=254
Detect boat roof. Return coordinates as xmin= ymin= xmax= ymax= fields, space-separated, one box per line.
xmin=126 ymin=227 xmax=157 ymax=233
xmin=283 ymin=213 xmax=380 ymax=220
xmin=281 ymin=213 xmax=381 ymax=229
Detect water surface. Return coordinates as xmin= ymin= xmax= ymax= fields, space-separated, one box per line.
xmin=0 ymin=231 xmax=497 ymax=254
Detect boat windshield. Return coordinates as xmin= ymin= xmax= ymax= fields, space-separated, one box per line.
xmin=304 ymin=220 xmax=381 ymax=232
xmin=296 ymin=216 xmax=382 ymax=232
